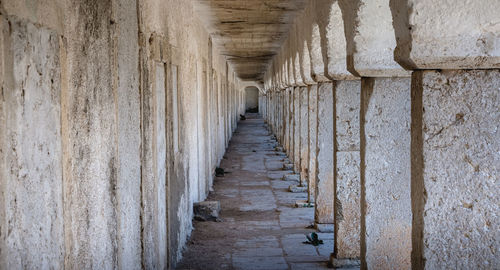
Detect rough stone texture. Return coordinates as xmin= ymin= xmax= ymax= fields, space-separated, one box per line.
xmin=0 ymin=17 xmax=64 ymax=269
xmin=334 ymin=152 xmax=360 ymax=259
xmin=412 ymin=70 xmax=500 ymax=269
xmin=293 ymin=87 xmax=301 ymax=173
xmin=391 ymin=0 xmax=500 ymax=69
xmin=339 ymin=0 xmax=410 ymax=77
xmin=1 ymin=0 xmax=246 ymax=268
xmin=193 ymin=201 xmax=221 ymax=221
xmin=62 ymin=1 xmax=118 ymax=267
xmin=361 ymin=77 xmax=412 ymax=269
xmin=336 ymin=80 xmax=361 ymax=152
xmin=315 ymin=82 xmax=334 ymax=225
xmin=334 ymin=80 xmax=361 ymax=262
xmin=323 ymin=0 xmax=357 ymax=80
xmin=299 ymin=86 xmax=309 ymax=186
xmin=114 ymin=0 xmax=142 ymax=268
xmin=308 ymin=85 xmax=318 ymax=203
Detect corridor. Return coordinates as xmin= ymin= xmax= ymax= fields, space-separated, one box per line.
xmin=1 ymin=0 xmax=499 ymax=269
xmin=177 ymin=114 xmax=334 ymax=270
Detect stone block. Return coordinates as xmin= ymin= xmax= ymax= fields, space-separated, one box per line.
xmin=315 ymin=82 xmax=334 ymax=224
xmin=328 ymin=256 xmax=361 ymax=269
xmin=295 ymin=200 xmax=314 ymax=208
xmin=283 ymin=163 xmax=294 ymax=170
xmin=361 ymin=77 xmax=411 ymax=269
xmin=193 ymin=201 xmax=221 ymax=222
xmin=283 ymin=174 xmax=300 ymax=182
xmin=391 ymin=0 xmax=500 ymax=69
xmin=315 ymin=223 xmax=334 ymax=233
xmin=335 ymin=151 xmax=361 ymax=259
xmin=289 ymin=185 xmax=307 ymax=193
xmin=411 ymin=70 xmax=500 ymax=269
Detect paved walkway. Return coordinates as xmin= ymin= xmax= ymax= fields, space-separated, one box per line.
xmin=176 ymin=114 xmax=333 ymax=270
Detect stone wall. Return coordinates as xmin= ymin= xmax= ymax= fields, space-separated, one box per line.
xmin=0 ymin=0 xmax=244 ymax=268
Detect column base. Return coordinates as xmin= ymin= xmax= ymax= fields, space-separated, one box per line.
xmin=295 ymin=200 xmax=314 ymax=208
xmin=315 ymin=223 xmax=334 ymax=233
xmin=328 ymin=254 xmax=360 ymax=269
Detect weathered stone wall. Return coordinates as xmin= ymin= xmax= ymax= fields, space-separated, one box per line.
xmin=411 ymin=70 xmax=499 ymax=269
xmin=0 ymin=0 xmax=244 ymax=268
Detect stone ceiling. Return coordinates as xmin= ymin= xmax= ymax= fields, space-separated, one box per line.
xmin=194 ymin=0 xmax=308 ymax=81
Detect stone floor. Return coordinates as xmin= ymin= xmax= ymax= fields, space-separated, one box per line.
xmin=176 ymin=114 xmax=338 ymax=270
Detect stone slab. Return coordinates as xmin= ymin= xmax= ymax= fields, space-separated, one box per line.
xmin=289 ymin=185 xmax=308 ymax=193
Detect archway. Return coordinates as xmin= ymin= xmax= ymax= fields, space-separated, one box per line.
xmin=244 ymin=86 xmax=259 ymax=113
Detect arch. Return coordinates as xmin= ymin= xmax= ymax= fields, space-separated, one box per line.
xmin=301 ymin=39 xmax=315 ymax=84
xmin=240 ymin=81 xmax=264 ymax=94
xmin=244 ymin=86 xmax=260 ymax=113
xmin=310 ymin=23 xmax=327 ymax=81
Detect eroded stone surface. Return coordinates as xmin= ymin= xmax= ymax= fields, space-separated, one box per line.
xmin=362 ymin=77 xmax=411 ymax=269
xmin=340 ymin=0 xmax=410 ymax=77
xmin=1 ymin=17 xmax=64 ymax=269
xmin=412 ymin=70 xmax=500 ymax=269
xmin=299 ymin=87 xmax=310 ymax=186
xmin=308 ymin=85 xmax=318 ymax=203
xmin=315 ymin=83 xmax=334 ymax=225
xmin=391 ymin=0 xmax=500 ymax=69
xmin=334 ymin=80 xmax=361 ymax=261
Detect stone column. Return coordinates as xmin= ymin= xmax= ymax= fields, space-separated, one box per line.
xmin=293 ymin=86 xmax=301 ymax=174
xmin=307 ymin=85 xmax=318 ymax=203
xmin=338 ymin=0 xmax=413 ymax=268
xmin=314 ymin=0 xmax=360 ymax=234
xmin=315 ymin=82 xmax=334 ymax=230
xmin=332 ymin=80 xmax=361 ymax=267
xmin=289 ymin=87 xmax=295 ymax=160
xmin=299 ymin=86 xmax=309 ymax=187
xmin=390 ymin=1 xmax=500 ymax=268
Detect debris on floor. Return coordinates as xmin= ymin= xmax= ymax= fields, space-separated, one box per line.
xmin=283 ymin=173 xmax=300 ymax=182
xmin=303 ymin=232 xmax=324 ymax=246
xmin=288 ymin=184 xmax=307 ymax=193
xmin=215 ymin=167 xmax=225 ymax=177
xmin=295 ymin=200 xmax=314 ymax=208
xmin=193 ymin=201 xmax=221 ymax=222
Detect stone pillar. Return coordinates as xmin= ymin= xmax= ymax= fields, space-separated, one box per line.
xmin=390 ymin=1 xmax=500 ymax=268
xmin=0 ymin=17 xmax=65 ymax=268
xmin=411 ymin=70 xmax=499 ymax=269
xmin=315 ymin=82 xmax=334 ymax=229
xmin=333 ymin=80 xmax=361 ymax=266
xmin=293 ymin=87 xmax=301 ymax=174
xmin=299 ymin=86 xmax=309 ymax=187
xmin=360 ymin=78 xmax=411 ymax=268
xmin=307 ymin=85 xmax=318 ymax=203
xmin=336 ymin=0 xmax=413 ymax=268
xmin=289 ymin=87 xmax=295 ymax=159
xmin=314 ymin=0 xmax=360 ymax=235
